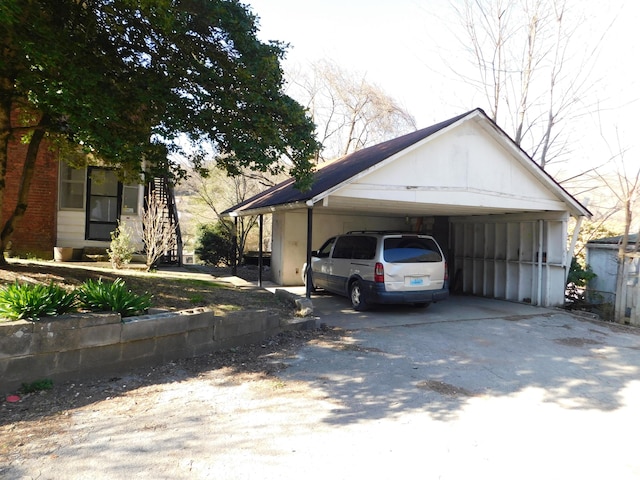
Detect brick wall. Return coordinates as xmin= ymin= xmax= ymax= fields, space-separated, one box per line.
xmin=3 ymin=108 xmax=58 ymax=259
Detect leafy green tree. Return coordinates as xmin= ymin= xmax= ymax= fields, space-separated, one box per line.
xmin=195 ymin=222 xmax=234 ymax=267
xmin=565 ymin=256 xmax=596 ymax=306
xmin=0 ymin=0 xmax=319 ymax=265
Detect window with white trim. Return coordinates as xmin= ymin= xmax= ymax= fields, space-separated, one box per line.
xmin=59 ymin=161 xmax=85 ymax=210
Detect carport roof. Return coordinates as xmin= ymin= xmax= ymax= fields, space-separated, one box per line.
xmin=223 ymin=108 xmax=591 ymax=218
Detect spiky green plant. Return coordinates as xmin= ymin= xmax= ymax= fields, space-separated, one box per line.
xmin=76 ymin=278 xmax=152 ymax=318
xmin=0 ymin=282 xmax=77 ymax=321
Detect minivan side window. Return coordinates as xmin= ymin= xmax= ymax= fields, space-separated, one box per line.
xmin=316 ymin=237 xmax=336 ymax=258
xmin=383 ymin=237 xmax=443 ymax=263
xmin=333 ymin=235 xmax=377 ymax=260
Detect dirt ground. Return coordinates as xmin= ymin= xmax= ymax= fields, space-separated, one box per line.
xmin=0 ymin=260 xmax=341 ymax=467
xmin=0 ymin=259 xmax=286 ymax=315
xmin=0 ymin=328 xmax=345 ymax=466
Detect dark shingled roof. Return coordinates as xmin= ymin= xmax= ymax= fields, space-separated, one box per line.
xmin=224 ymin=109 xmax=479 ymax=214
xmin=588 ymin=234 xmax=638 ymax=245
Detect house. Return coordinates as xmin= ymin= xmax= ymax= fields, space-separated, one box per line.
xmin=224 ymin=108 xmax=591 ymax=307
xmin=3 ymin=109 xmax=182 ymax=262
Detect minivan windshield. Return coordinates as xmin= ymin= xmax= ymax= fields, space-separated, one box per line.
xmin=383 ymin=237 xmax=443 ymax=263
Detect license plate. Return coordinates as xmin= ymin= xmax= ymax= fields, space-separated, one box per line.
xmin=407 ymin=277 xmax=424 ymax=286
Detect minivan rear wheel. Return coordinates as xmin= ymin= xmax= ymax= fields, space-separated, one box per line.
xmin=350 ymin=280 xmax=369 ymax=311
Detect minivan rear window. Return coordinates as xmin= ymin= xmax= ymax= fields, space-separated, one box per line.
xmin=383 ymin=237 xmax=443 ymax=263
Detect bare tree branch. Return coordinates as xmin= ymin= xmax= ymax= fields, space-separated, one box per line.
xmin=286 ymin=60 xmax=417 ymax=162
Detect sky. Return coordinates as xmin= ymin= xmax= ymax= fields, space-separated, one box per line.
xmin=245 ymin=0 xmax=471 ymax=127
xmin=244 ymin=0 xmax=639 ymax=195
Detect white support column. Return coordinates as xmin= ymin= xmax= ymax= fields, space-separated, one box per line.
xmin=537 ymin=220 xmax=544 ymax=306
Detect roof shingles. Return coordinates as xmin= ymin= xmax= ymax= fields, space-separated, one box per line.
xmin=223 ymin=109 xmax=478 ymax=215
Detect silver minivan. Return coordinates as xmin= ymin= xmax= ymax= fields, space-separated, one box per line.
xmin=306 ymin=231 xmax=449 ymax=310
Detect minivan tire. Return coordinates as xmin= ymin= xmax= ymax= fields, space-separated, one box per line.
xmin=303 ymin=272 xmax=316 ymax=292
xmin=350 ymin=280 xmax=369 ymax=311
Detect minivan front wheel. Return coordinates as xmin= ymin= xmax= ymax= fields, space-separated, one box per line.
xmin=303 ymin=272 xmax=316 ymax=292
xmin=350 ymin=280 xmax=369 ymax=311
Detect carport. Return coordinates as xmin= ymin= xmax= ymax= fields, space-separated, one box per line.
xmin=224 ymin=108 xmax=591 ymax=307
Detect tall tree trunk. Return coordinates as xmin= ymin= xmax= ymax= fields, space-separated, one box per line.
xmin=0 ymin=114 xmax=49 ymax=265
xmin=614 ymin=198 xmax=632 ymax=323
xmin=0 ymin=83 xmax=12 ymax=226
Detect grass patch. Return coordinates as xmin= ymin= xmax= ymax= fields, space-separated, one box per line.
xmin=189 ymin=294 xmax=205 ymax=304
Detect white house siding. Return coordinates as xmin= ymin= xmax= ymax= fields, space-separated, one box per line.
xmin=56 ymin=210 xmax=87 ymax=248
xmin=271 ymin=210 xmax=406 ymax=286
xmin=451 ymin=212 xmax=569 ymax=307
xmin=56 ymin=199 xmax=144 ymax=251
xmin=333 ymin=121 xmax=567 ymax=215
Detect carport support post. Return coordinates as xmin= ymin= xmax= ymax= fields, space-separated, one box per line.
xmin=258 ymin=214 xmax=263 ymax=288
xmin=231 ymin=215 xmax=238 ymax=276
xmin=306 ymin=206 xmax=313 ymax=299
xmin=537 ymin=220 xmax=543 ymax=306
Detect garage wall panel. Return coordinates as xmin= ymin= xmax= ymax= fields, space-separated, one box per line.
xmin=452 ymin=212 xmax=568 ymax=307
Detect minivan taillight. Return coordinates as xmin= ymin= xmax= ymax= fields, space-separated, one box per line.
xmin=444 ymin=262 xmax=449 ymax=281
xmin=374 ymin=262 xmax=384 ymax=283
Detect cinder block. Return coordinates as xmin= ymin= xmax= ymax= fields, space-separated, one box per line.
xmin=215 ymin=310 xmax=275 ymax=339
xmin=186 ymin=327 xmax=214 ymax=349
xmin=212 ymin=330 xmax=271 ymax=351
xmin=0 ymin=320 xmax=34 ymax=358
xmin=31 ymin=326 xmax=81 ymax=354
xmin=213 ymin=317 xmax=251 ymax=339
xmin=261 ymin=311 xmax=281 ymax=331
xmin=121 ymin=338 xmax=157 ymax=361
xmin=32 ymin=313 xmax=121 ymax=345
xmin=187 ymin=310 xmax=215 ymax=330
xmin=80 ymin=344 xmax=122 ymax=372
xmin=1 ymin=354 xmax=54 ymax=387
xmin=73 ymin=312 xmax=121 ymax=328
xmin=283 ymin=317 xmax=317 ymax=331
xmin=122 ymin=316 xmax=158 ymax=341
xmin=154 ymin=315 xmax=190 ymax=337
xmin=42 ymin=312 xmax=119 ymax=330
xmin=191 ymin=342 xmax=217 ymax=357
xmin=156 ymin=334 xmax=188 ymax=362
xmin=54 ymin=350 xmax=82 ymax=374
xmin=79 ymin=323 xmax=122 ymax=348
xmin=295 ymin=298 xmax=314 ymax=317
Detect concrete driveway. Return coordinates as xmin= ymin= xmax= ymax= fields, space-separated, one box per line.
xmin=6 ymin=293 xmax=640 ymax=479
xmin=293 ymin=287 xmax=557 ymax=329
xmin=272 ymin=294 xmax=640 ymax=479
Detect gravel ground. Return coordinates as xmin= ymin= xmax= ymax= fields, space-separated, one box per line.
xmin=1 ymin=326 xmax=343 ymax=469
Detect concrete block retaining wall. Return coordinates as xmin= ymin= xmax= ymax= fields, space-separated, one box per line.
xmin=1 ymin=308 xmax=314 ymax=393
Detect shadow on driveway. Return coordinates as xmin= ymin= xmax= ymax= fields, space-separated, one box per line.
xmin=276 ymin=294 xmax=640 ymax=424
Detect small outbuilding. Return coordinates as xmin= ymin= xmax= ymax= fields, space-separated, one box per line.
xmin=225 ymin=108 xmax=591 ymax=307
xmin=586 ymin=234 xmax=640 ymax=323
